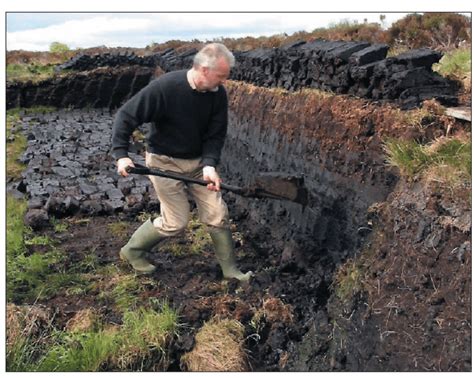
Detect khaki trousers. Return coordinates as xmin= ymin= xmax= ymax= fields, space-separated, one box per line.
xmin=145 ymin=152 xmax=229 ymax=237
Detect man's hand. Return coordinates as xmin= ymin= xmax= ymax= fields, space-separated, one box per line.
xmin=117 ymin=157 xmax=135 ymax=177
xmin=203 ymin=166 xmax=221 ymax=191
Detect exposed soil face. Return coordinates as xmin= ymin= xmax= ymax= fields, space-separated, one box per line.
xmin=288 ymin=181 xmax=471 ymax=372
xmin=7 ymin=66 xmax=156 ymax=110
xmin=8 ymin=79 xmax=471 ymax=371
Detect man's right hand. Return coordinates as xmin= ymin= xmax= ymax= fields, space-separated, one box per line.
xmin=117 ymin=157 xmax=135 ymax=177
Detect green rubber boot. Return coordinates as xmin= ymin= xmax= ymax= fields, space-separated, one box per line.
xmin=119 ymin=219 xmax=163 ymax=274
xmin=210 ymin=228 xmax=253 ymax=282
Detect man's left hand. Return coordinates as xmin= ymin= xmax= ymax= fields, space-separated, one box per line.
xmin=203 ymin=166 xmax=221 ymax=191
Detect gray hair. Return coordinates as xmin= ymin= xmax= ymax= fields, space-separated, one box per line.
xmin=193 ymin=43 xmax=235 ymax=69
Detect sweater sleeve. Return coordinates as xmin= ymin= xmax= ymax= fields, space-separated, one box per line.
xmin=201 ymin=88 xmax=228 ymax=167
xmin=111 ymin=80 xmax=162 ymax=160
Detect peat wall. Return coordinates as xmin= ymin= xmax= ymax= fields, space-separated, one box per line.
xmin=6 ymin=66 xmax=155 ymax=110
xmin=51 ymin=41 xmax=458 ymax=109
xmin=220 ymin=82 xmax=401 ymax=278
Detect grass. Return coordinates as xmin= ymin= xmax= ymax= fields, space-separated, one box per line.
xmin=6 ymin=197 xmax=89 ymax=302
xmin=7 ymin=107 xmax=56 ymax=180
xmin=332 ymin=228 xmax=384 ymax=304
xmin=7 ymin=336 xmax=42 ymax=372
xmin=433 ymin=47 xmax=471 ymax=95
xmin=7 ymin=63 xmax=58 ymax=83
xmin=433 ymin=47 xmax=471 ymax=80
xmin=35 ymin=330 xmax=118 ymax=372
xmin=7 ymin=247 xmax=88 ymax=302
xmin=11 ymin=304 xmax=179 ymax=372
xmin=94 ymin=269 xmax=158 ymax=313
xmin=75 ymin=249 xmax=100 ymax=273
xmin=6 ymin=196 xmax=28 ymax=258
xmin=25 ymin=234 xmax=54 ymax=246
xmin=6 ymin=304 xmax=54 ymax=372
xmin=113 ymin=304 xmax=179 ymax=370
xmin=6 ymin=111 xmax=27 ymax=180
xmin=110 ymin=274 xmax=142 ymax=312
xmin=383 ymin=135 xmax=471 ymax=186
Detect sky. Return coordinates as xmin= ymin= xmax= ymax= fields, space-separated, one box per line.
xmin=6 ymin=12 xmax=413 ymax=52
xmin=4 ymin=0 xmax=472 ymax=51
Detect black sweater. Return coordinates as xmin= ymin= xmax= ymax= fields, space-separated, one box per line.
xmin=111 ymin=69 xmax=228 ymax=167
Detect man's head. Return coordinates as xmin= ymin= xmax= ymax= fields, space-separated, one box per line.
xmin=192 ymin=43 xmax=234 ymax=91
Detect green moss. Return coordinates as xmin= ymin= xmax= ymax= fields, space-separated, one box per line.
xmin=333 ymin=260 xmax=364 ymax=303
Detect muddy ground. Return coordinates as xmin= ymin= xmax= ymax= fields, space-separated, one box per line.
xmin=15 ymin=176 xmax=472 ymax=372
xmin=24 ymin=207 xmax=315 ymax=371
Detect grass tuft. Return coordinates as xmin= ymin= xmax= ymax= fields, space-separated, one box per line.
xmin=383 ymin=135 xmax=471 ymax=186
xmin=36 ymin=330 xmax=119 ymax=372
xmin=112 ymin=304 xmax=179 ymax=370
xmin=181 ymin=318 xmax=248 ymax=372
xmin=162 ymin=213 xmax=213 ymax=256
xmin=9 ymin=304 xmax=179 ymax=372
xmin=43 ymin=306 xmax=176 ymax=372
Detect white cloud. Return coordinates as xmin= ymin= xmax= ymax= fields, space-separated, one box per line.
xmin=7 ymin=12 xmax=410 ymax=51
xmin=7 ymin=16 xmax=155 ymax=50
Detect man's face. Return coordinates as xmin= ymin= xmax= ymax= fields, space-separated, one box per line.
xmin=201 ymin=57 xmax=231 ymax=90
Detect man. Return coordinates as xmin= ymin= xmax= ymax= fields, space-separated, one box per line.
xmin=111 ymin=43 xmax=252 ymax=281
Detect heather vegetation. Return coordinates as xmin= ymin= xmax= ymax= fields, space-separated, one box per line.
xmin=147 ymin=12 xmax=470 ymax=53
